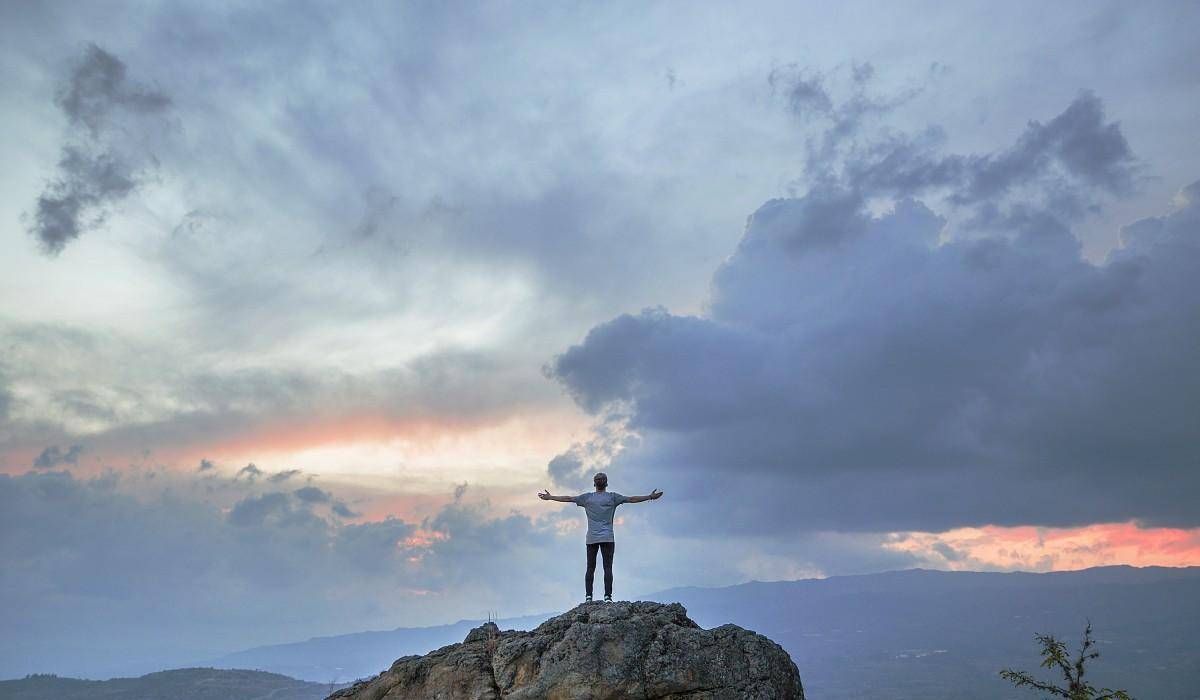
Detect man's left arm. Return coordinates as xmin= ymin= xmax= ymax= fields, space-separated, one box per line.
xmin=625 ymin=489 xmax=664 ymax=504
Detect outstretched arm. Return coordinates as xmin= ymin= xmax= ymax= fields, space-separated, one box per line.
xmin=538 ymin=489 xmax=574 ymax=503
xmin=626 ymin=489 xmax=664 ymax=503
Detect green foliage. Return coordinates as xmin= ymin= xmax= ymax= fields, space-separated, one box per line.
xmin=1000 ymin=620 xmax=1135 ymax=700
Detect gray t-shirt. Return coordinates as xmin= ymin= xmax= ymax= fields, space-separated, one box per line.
xmin=573 ymin=491 xmax=629 ymax=544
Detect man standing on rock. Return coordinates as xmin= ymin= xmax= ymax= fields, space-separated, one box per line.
xmin=539 ymin=472 xmax=664 ymax=603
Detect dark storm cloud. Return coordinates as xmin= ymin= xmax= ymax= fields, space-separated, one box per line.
xmin=770 ymin=62 xmax=926 ymax=173
xmin=54 ymin=42 xmax=170 ymax=134
xmin=32 ymin=444 xmax=83 ymax=469
xmin=766 ymin=66 xmax=1136 ymax=231
xmin=421 ymin=497 xmax=548 ymax=557
xmin=28 ymin=146 xmax=137 ymax=254
xmin=236 ymin=463 xmax=263 ymax=480
xmin=267 ymin=468 xmax=301 ymax=483
xmin=543 ymin=413 xmax=631 ymax=491
xmin=226 ymin=488 xmax=340 ymax=530
xmin=293 ymin=485 xmax=331 ymax=503
xmin=331 ymin=501 xmax=360 ymax=518
xmin=26 ymin=43 xmax=171 ymax=254
xmin=768 ymin=65 xmax=832 ymax=118
xmin=549 ymin=95 xmax=1200 ymax=535
xmin=227 ymin=491 xmax=292 ymax=527
xmin=955 ymin=91 xmax=1135 ymax=201
xmin=768 ymin=61 xmax=911 ymax=130
xmin=547 ymin=450 xmax=586 ymax=487
xmin=843 ymin=91 xmax=1137 ymax=213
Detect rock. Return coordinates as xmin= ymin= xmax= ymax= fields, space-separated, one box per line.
xmin=327 ymin=600 xmax=804 ymax=699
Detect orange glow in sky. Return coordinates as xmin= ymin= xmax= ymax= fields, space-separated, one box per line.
xmin=191 ymin=409 xmax=588 ymax=482
xmin=403 ymin=529 xmax=450 ymax=549
xmin=886 ymin=521 xmax=1200 ymax=570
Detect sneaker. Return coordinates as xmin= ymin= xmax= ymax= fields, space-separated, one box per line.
xmin=603 ymin=595 xmax=612 ymax=603
xmin=585 ymin=594 xmax=593 ymax=603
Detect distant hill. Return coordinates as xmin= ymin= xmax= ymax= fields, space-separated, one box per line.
xmin=219 ymin=565 xmax=1200 ymax=700
xmin=0 ymin=667 xmax=344 ymax=700
xmin=655 ymin=565 xmax=1200 ymax=700
xmin=213 ymin=613 xmax=551 ymax=684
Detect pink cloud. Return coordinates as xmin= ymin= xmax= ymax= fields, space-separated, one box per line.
xmin=886 ymin=521 xmax=1200 ymax=570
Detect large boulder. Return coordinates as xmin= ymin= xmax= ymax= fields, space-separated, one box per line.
xmin=328 ymin=600 xmax=803 ymax=699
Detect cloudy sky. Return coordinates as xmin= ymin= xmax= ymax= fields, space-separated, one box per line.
xmin=2 ymin=0 xmax=1199 ymax=679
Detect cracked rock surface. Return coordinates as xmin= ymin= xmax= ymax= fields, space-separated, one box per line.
xmin=327 ymin=600 xmax=804 ymax=699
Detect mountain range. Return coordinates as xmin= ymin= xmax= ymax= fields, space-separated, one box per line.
xmin=214 ymin=565 xmax=1200 ymax=700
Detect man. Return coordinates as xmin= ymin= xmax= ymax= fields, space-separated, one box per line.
xmin=539 ymin=472 xmax=664 ymax=603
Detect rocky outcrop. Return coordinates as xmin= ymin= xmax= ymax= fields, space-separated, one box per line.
xmin=327 ymin=600 xmax=803 ymax=699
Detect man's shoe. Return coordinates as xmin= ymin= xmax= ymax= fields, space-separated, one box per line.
xmin=603 ymin=595 xmax=612 ymax=603
xmin=585 ymin=594 xmax=593 ymax=603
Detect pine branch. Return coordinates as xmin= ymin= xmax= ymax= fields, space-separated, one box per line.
xmin=999 ymin=669 xmax=1071 ymax=698
xmin=1002 ymin=621 xmax=1135 ymax=700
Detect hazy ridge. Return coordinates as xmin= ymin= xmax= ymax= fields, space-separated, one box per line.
xmin=219 ymin=565 xmax=1200 ymax=699
xmin=5 ymin=566 xmax=1195 ymax=700
xmin=0 ymin=668 xmax=344 ymax=700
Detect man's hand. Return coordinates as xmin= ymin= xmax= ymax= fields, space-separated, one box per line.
xmin=539 ymin=490 xmax=573 ymax=502
xmin=539 ymin=489 xmax=552 ymax=500
xmin=627 ymin=489 xmax=665 ymax=503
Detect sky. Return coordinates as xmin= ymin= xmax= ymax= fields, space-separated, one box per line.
xmin=2 ymin=0 xmax=1199 ymax=679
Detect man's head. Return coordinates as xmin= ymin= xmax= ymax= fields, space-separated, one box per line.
xmin=593 ymin=472 xmax=608 ymax=490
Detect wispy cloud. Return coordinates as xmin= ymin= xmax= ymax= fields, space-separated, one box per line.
xmin=32 ymin=444 xmax=83 ymax=469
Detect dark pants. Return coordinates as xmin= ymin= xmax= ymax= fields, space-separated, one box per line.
xmin=585 ymin=542 xmax=615 ymax=597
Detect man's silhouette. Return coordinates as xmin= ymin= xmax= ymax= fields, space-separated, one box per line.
xmin=539 ymin=472 xmax=664 ymax=603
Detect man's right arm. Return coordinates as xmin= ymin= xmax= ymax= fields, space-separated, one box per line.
xmin=625 ymin=489 xmax=664 ymax=503
xmin=538 ymin=490 xmax=574 ymax=503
